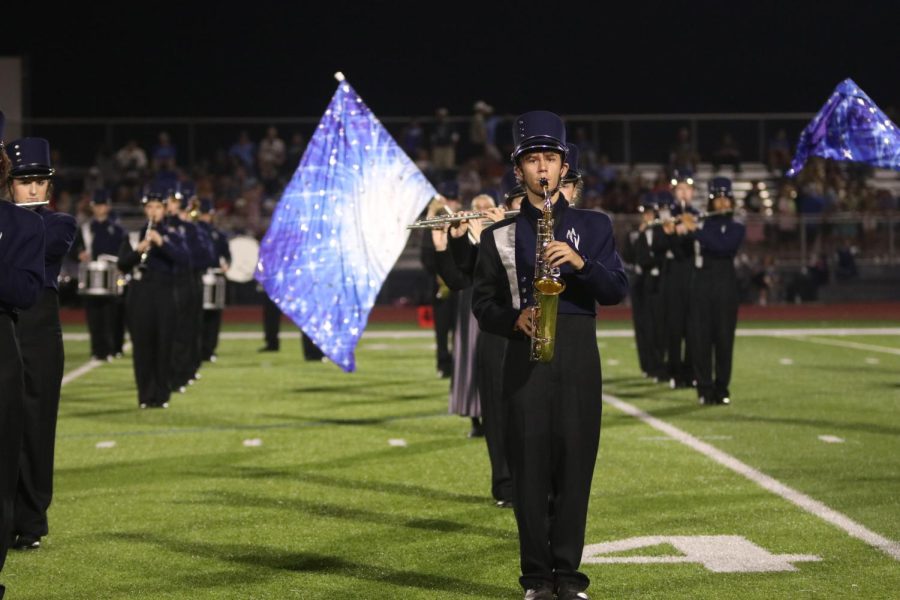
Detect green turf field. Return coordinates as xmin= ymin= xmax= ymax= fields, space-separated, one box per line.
xmin=4 ymin=321 xmax=899 ymax=599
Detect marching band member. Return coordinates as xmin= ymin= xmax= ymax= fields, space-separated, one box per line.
xmin=559 ymin=142 xmax=583 ymax=206
xmin=623 ymin=196 xmax=667 ymax=380
xmin=434 ymin=192 xmax=514 ymax=506
xmin=662 ymin=169 xmax=699 ymax=389
xmin=5 ymin=137 xmax=77 ymax=552
xmin=0 ymin=115 xmax=46 ymax=595
xmin=164 ymin=182 xmax=214 ymax=392
xmin=687 ymin=176 xmax=745 ymax=405
xmin=117 ymin=182 xmax=189 ymax=408
xmin=69 ymin=188 xmax=126 ymax=361
xmin=195 ymin=197 xmax=231 ymax=363
xmin=472 ymin=111 xmax=628 ymax=600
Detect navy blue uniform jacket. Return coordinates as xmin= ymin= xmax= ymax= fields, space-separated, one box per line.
xmin=472 ymin=197 xmax=628 ymax=339
xmin=0 ymin=201 xmax=46 ymax=313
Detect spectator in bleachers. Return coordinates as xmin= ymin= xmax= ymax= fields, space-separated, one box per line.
xmin=258 ymin=126 xmax=285 ymax=173
xmin=429 ymin=107 xmax=460 ymax=180
xmin=228 ymin=130 xmax=257 ymax=176
xmin=401 ymin=119 xmax=425 ymax=160
xmin=712 ymin=132 xmax=742 ymax=173
xmin=767 ymin=128 xmax=792 ymax=176
xmin=466 ymin=100 xmax=492 ymax=163
xmin=151 ymin=131 xmax=177 ymax=172
xmin=668 ymin=126 xmax=699 ymax=176
xmin=284 ymin=132 xmax=307 ymax=177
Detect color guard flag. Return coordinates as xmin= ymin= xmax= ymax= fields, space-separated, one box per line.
xmin=255 ymin=73 xmax=437 ymax=372
xmin=788 ymin=78 xmax=900 ymax=176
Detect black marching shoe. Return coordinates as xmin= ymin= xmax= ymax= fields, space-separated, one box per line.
xmin=12 ymin=535 xmax=41 ymax=550
xmin=557 ymin=583 xmax=590 ymax=600
xmin=524 ymin=584 xmax=556 ymax=600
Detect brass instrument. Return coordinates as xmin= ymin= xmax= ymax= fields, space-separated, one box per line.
xmin=407 ymin=209 xmax=520 ymax=229
xmin=530 ymin=177 xmax=566 ymax=363
xmin=648 ymin=209 xmax=734 ymax=228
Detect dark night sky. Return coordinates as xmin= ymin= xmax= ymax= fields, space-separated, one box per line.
xmin=3 ymin=1 xmax=897 ymax=120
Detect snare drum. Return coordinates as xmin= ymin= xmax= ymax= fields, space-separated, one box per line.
xmin=77 ymin=258 xmax=119 ymax=297
xmin=202 ymin=268 xmax=227 ymax=310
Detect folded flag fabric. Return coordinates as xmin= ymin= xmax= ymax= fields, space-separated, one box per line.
xmin=788 ymin=78 xmax=900 ymax=176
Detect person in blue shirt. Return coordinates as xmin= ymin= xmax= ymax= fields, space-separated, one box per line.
xmin=0 ymin=114 xmax=46 ymax=596
xmin=117 ymin=182 xmax=190 ymax=408
xmin=472 ymin=111 xmax=628 ymax=600
xmin=70 ymin=188 xmax=127 ymax=360
xmin=4 ymin=137 xmax=77 ymax=553
xmin=686 ymin=176 xmax=746 ymax=405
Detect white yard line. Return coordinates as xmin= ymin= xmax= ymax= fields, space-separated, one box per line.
xmin=60 ymin=343 xmax=132 ymax=387
xmin=786 ymin=336 xmax=900 ymax=356
xmin=603 ymin=393 xmax=900 ymax=562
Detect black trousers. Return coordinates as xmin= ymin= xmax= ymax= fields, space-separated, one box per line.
xmin=14 ymin=289 xmax=64 ymax=539
xmin=171 ymin=272 xmax=202 ymax=388
xmin=113 ymin=293 xmax=126 ymax=354
xmin=476 ymin=331 xmax=512 ymax=502
xmin=664 ymin=259 xmax=694 ymax=383
xmin=127 ymin=272 xmax=176 ymax=406
xmin=690 ymin=259 xmax=739 ymax=400
xmin=502 ymin=314 xmax=603 ymax=591
xmin=433 ymin=292 xmax=457 ymax=375
xmin=631 ymin=274 xmax=665 ymax=378
xmin=201 ymin=309 xmax=223 ymax=360
xmin=84 ymin=295 xmax=117 ymax=359
xmin=262 ymin=294 xmax=282 ymax=350
xmin=0 ymin=313 xmax=25 ymax=575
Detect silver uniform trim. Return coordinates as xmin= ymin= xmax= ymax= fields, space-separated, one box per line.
xmin=494 ymin=222 xmax=520 ymax=310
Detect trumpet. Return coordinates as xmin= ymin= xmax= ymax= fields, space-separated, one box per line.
xmin=407 ymin=209 xmax=520 ymax=229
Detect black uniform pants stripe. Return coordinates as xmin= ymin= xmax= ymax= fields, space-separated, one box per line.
xmin=690 ymin=260 xmax=738 ymax=399
xmin=84 ymin=295 xmax=117 ymax=358
xmin=0 ymin=313 xmax=25 ymax=573
xmin=14 ymin=289 xmax=64 ymax=538
xmin=127 ymin=276 xmax=176 ymax=405
xmin=502 ymin=314 xmax=602 ymax=591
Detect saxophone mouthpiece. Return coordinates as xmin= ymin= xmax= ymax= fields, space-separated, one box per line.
xmin=539 ymin=177 xmax=549 ymax=189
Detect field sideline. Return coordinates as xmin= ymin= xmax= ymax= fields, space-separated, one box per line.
xmin=4 ymin=320 xmax=899 ymax=599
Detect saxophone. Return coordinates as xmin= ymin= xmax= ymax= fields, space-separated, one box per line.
xmin=530 ymin=177 xmax=566 ymax=362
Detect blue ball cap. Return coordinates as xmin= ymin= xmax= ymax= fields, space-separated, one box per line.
xmin=562 ymin=143 xmax=581 ymax=182
xmin=91 ymin=188 xmax=111 ymax=205
xmin=500 ymin=168 xmax=525 ymax=204
xmin=7 ymin=137 xmax=54 ymax=178
xmin=708 ymin=176 xmax=733 ymax=199
xmin=511 ymin=110 xmax=568 ymax=162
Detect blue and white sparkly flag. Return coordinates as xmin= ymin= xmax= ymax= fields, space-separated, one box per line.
xmin=788 ymin=78 xmax=900 ymax=176
xmin=256 ymin=73 xmax=437 ymax=372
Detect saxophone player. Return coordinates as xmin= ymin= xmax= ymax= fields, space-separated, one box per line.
xmin=471 ymin=111 xmax=628 ymax=600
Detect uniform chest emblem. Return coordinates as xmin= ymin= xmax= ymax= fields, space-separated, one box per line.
xmin=566 ymin=227 xmax=580 ymax=251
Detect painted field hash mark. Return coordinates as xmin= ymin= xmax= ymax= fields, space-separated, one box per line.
xmin=583 ymin=535 xmax=821 ymax=572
